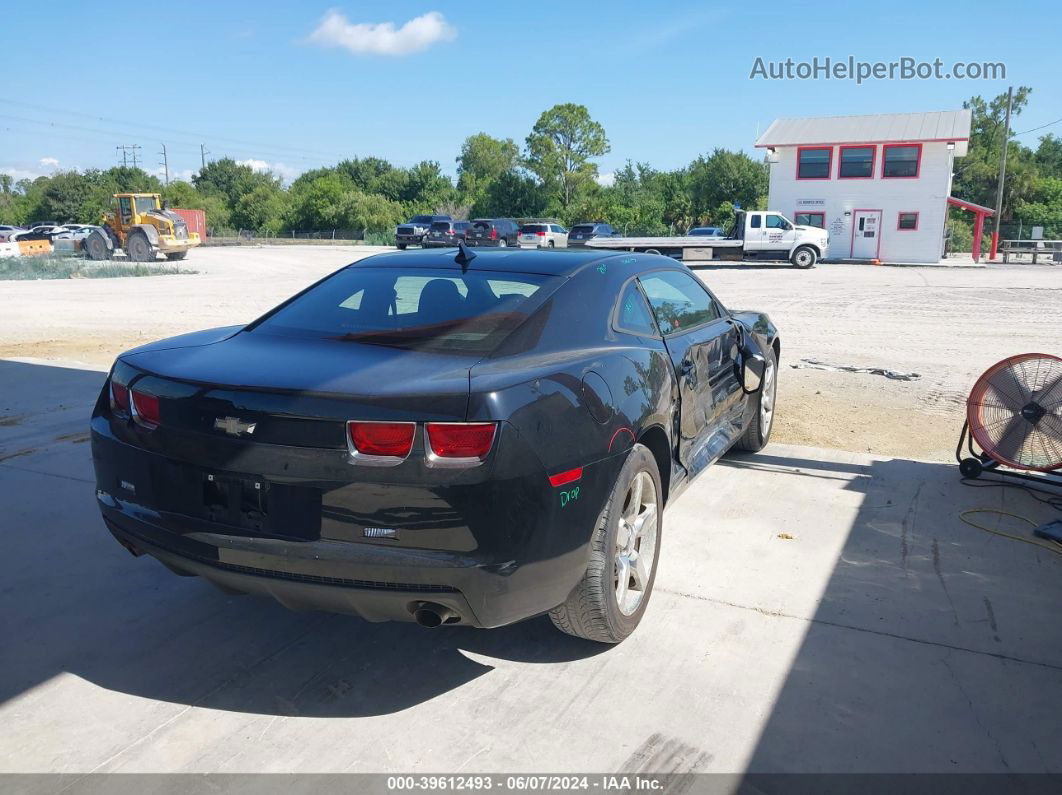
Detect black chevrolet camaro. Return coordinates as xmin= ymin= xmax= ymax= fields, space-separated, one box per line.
xmin=92 ymin=246 xmax=779 ymax=643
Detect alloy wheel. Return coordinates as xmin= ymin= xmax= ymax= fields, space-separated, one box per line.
xmin=760 ymin=360 xmax=776 ymax=435
xmin=614 ymin=470 xmax=658 ymax=616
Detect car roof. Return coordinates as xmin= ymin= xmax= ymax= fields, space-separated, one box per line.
xmin=355 ymin=247 xmax=632 ymax=277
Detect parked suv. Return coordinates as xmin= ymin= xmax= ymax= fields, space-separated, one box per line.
xmin=395 ymin=214 xmax=451 ymax=249
xmin=519 ymin=223 xmax=568 ymax=249
xmin=567 ymin=222 xmax=619 ymax=247
xmin=424 ymin=220 xmax=471 ymax=247
xmin=465 ymin=218 xmax=519 ymax=247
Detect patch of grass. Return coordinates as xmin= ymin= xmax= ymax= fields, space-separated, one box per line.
xmin=0 ymin=255 xmax=196 ymax=280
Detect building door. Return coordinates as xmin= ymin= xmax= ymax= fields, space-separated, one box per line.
xmin=851 ymin=210 xmax=882 ymax=258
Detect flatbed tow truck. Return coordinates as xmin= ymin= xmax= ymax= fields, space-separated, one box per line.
xmin=587 ymin=210 xmax=829 ymax=268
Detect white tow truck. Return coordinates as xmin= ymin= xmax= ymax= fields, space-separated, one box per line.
xmin=586 ymin=210 xmax=829 ymax=268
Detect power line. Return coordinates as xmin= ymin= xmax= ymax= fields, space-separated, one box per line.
xmin=1013 ymin=116 xmax=1062 ymax=137
xmin=0 ymin=112 xmax=329 ymax=164
xmin=0 ymin=98 xmax=350 ymax=162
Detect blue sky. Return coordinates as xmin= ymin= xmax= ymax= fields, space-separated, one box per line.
xmin=2 ymin=0 xmax=1057 ymax=185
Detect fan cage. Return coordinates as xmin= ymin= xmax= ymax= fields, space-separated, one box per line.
xmin=966 ymin=353 xmax=1062 ymax=473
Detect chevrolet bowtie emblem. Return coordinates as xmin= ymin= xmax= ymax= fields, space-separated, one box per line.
xmin=214 ymin=416 xmax=256 ymax=436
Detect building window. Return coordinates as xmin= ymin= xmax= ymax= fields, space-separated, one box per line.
xmin=795 ymin=212 xmax=825 ymax=228
xmin=838 ymin=146 xmax=875 ymax=178
xmin=796 ymin=147 xmax=832 ymax=179
xmin=897 ymin=212 xmax=919 ymax=230
xmin=882 ymin=144 xmax=921 ymax=178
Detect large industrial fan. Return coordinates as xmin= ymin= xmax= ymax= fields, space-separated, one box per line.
xmin=957 ymin=353 xmax=1062 ymax=482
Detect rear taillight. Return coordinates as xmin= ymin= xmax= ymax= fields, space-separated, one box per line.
xmin=130 ymin=389 xmax=160 ymax=428
xmin=348 ymin=421 xmax=416 ymax=458
xmin=536 ymin=230 xmax=545 ymax=236
xmin=426 ymin=422 xmax=496 ymax=461
xmin=110 ymin=380 xmax=130 ymax=414
xmin=490 ymin=227 xmax=497 ymax=239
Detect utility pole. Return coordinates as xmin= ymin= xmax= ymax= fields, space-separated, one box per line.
xmin=200 ymin=143 xmax=210 ymax=171
xmin=990 ymin=86 xmax=1013 ymax=261
xmin=117 ymin=144 xmax=142 ymax=169
xmin=158 ymin=143 xmax=169 ymax=187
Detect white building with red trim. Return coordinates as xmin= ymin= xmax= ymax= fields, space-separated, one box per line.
xmin=755 ymin=110 xmax=990 ymax=264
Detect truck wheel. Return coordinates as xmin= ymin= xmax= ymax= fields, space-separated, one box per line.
xmin=126 ymin=231 xmax=155 ymax=262
xmin=547 ymin=239 xmax=555 ymax=248
xmin=791 ymin=246 xmax=817 ymax=269
xmin=734 ymin=347 xmax=777 ymax=452
xmin=165 ymin=251 xmax=187 ymax=261
xmin=84 ymin=231 xmax=111 ymax=261
xmin=549 ymin=443 xmax=662 ymax=644
xmin=498 ymin=238 xmax=507 ymax=248
xmin=396 ymin=243 xmax=407 ymax=250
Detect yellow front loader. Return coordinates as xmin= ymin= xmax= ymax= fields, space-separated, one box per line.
xmin=84 ymin=193 xmax=201 ymax=262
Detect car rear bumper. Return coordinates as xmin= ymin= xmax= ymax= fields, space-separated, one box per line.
xmin=91 ymin=424 xmax=596 ymax=628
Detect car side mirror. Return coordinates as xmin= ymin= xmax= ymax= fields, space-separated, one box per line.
xmin=742 ymin=352 xmax=766 ymax=393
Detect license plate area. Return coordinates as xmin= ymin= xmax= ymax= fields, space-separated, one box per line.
xmin=200 ymin=471 xmax=320 ymax=540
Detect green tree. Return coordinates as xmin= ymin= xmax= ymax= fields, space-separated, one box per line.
xmin=1034 ymin=134 xmax=1062 ymax=179
xmin=687 ymin=149 xmax=767 ymax=221
xmin=232 ymin=184 xmax=289 ymax=232
xmin=473 ymin=171 xmax=547 ymax=219
xmin=456 ymin=133 xmax=520 ymax=205
xmin=953 ymin=88 xmax=1035 ymax=216
xmin=525 ymin=104 xmax=610 ymax=207
xmin=193 ymin=158 xmax=279 ymax=207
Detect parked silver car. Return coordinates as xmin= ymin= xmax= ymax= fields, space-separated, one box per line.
xmin=518 ymin=223 xmax=568 ymax=249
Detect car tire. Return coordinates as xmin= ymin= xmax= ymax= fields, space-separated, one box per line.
xmin=396 ymin=243 xmax=407 ymax=250
xmin=125 ymin=230 xmax=155 ymax=262
xmin=549 ymin=443 xmax=662 ymax=644
xmin=165 ymin=251 xmax=187 ymax=261
xmin=547 ymin=240 xmax=555 ymax=248
xmin=84 ymin=230 xmax=111 ymax=261
xmin=791 ymin=245 xmax=817 ymax=269
xmin=498 ymin=238 xmax=507 ymax=248
xmin=734 ymin=347 xmax=778 ymax=452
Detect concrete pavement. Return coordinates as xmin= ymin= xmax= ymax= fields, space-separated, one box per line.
xmin=1 ymin=357 xmax=1060 ymax=775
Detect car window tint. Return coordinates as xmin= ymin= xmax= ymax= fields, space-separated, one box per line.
xmin=638 ymin=271 xmax=720 ymax=336
xmin=750 ymin=214 xmax=762 ymax=229
xmin=615 ymin=281 xmax=658 ymax=336
xmin=765 ymin=214 xmax=788 ymax=229
xmin=253 ymin=268 xmax=560 ymax=354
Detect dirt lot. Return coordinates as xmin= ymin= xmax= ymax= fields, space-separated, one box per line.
xmin=1 ymin=246 xmax=1058 ymax=461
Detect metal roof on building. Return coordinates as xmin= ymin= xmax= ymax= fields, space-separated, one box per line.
xmin=755 ymin=110 xmax=972 ymax=147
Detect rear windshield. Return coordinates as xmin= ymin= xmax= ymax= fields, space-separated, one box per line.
xmin=430 ymin=221 xmax=452 ymax=231
xmin=252 ymin=267 xmax=561 ymax=354
xmin=571 ymin=225 xmax=594 ymax=234
xmin=471 ymin=220 xmax=492 ymax=229
xmin=410 ymin=215 xmax=434 ymax=224
xmin=521 ymin=224 xmax=547 ymax=233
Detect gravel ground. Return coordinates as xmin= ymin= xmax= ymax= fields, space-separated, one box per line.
xmin=1 ymin=246 xmax=1058 ymax=461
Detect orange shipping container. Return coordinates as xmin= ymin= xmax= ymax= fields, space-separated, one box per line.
xmin=172 ymin=208 xmax=206 ymax=239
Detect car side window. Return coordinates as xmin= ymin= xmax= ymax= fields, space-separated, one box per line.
xmin=638 ymin=271 xmax=721 ymax=336
xmin=750 ymin=214 xmax=762 ymax=229
xmin=765 ymin=214 xmax=790 ymax=230
xmin=615 ymin=281 xmax=658 ymax=337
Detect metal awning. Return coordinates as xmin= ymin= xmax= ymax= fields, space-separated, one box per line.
xmin=947 ymin=196 xmax=995 ymax=216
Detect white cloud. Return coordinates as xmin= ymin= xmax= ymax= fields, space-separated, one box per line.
xmin=39 ymin=157 xmax=60 ymax=168
xmin=306 ymin=9 xmax=456 ymax=56
xmin=236 ymin=158 xmax=302 ymax=185
xmin=1 ymin=166 xmax=46 ymax=181
xmin=596 ymin=172 xmax=616 ymax=187
xmin=153 ymin=167 xmax=196 ymax=183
